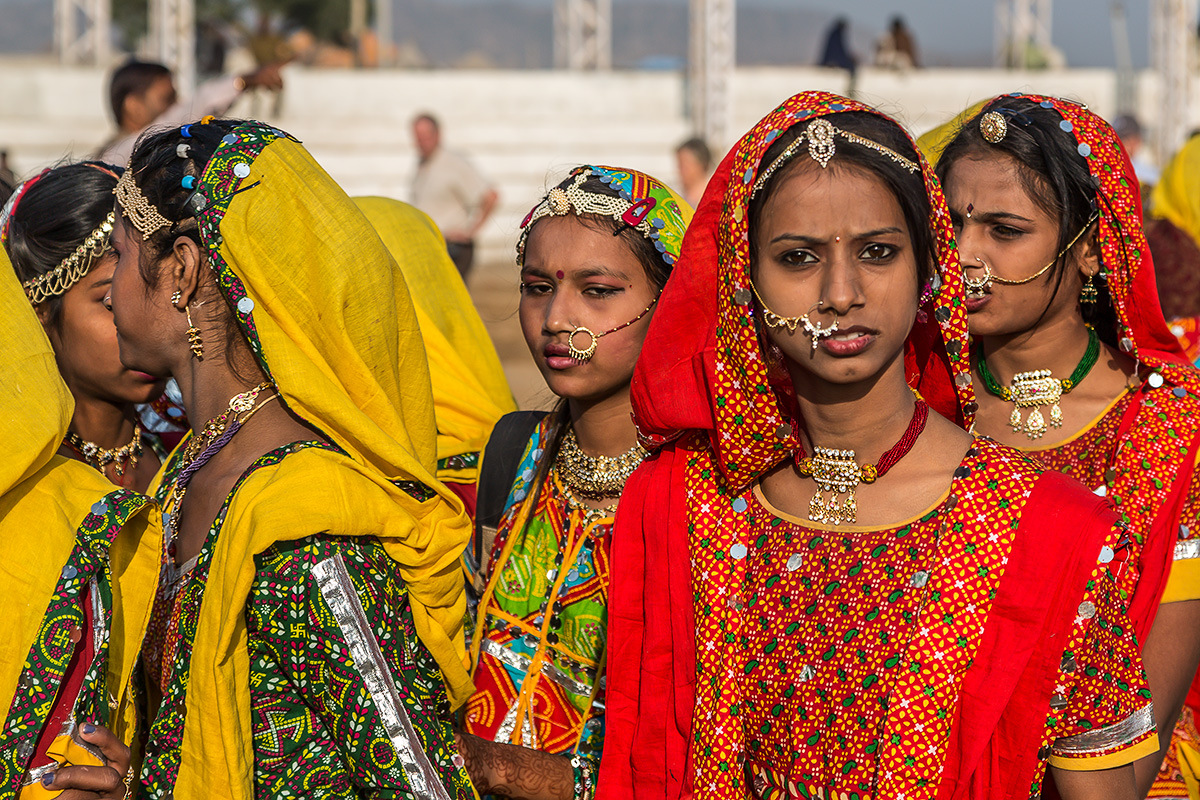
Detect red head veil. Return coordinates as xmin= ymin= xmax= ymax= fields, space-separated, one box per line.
xmin=991 ymin=94 xmax=1190 ymax=370
xmin=630 ymin=90 xmax=975 ymax=484
xmin=600 ymin=92 xmax=977 ymax=800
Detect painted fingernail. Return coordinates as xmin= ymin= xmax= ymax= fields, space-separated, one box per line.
xmin=41 ymin=772 xmax=55 ymax=787
xmin=81 ymin=722 xmax=95 ymax=734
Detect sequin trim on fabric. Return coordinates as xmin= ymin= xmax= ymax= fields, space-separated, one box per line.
xmin=313 ymin=552 xmax=454 ymax=800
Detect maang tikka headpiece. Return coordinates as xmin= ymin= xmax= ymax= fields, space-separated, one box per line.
xmin=750 ymin=116 xmax=920 ymax=198
xmin=113 ymin=166 xmax=172 ymax=240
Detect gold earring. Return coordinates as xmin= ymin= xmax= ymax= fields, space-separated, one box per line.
xmin=1080 ymin=273 xmax=1098 ymax=306
xmin=185 ymin=306 xmax=204 ymax=360
xmin=170 ymin=290 xmax=182 ymax=305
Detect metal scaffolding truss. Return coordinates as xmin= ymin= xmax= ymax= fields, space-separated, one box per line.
xmin=1152 ymin=0 xmax=1198 ymax=162
xmin=54 ymin=0 xmax=112 ymax=66
xmin=554 ymin=0 xmax=613 ymax=71
xmin=993 ymin=0 xmax=1053 ymax=68
xmin=689 ymin=0 xmax=735 ymax=150
xmin=148 ymin=0 xmax=196 ymax=91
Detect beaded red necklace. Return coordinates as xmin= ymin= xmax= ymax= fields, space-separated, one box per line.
xmin=794 ymin=399 xmax=929 ymax=525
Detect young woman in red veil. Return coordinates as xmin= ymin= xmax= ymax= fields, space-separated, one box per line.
xmin=598 ymin=92 xmax=1156 ymax=799
xmin=936 ymin=95 xmax=1200 ymax=797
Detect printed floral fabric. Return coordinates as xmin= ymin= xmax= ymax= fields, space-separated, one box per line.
xmin=249 ymin=534 xmax=470 ymax=798
xmin=140 ymin=441 xmax=469 ymax=799
xmin=0 ymin=490 xmax=146 ymax=795
xmin=1030 ymin=385 xmax=1200 ymax=605
xmin=729 ymin=439 xmax=1152 ymax=799
xmin=465 ymin=419 xmax=609 ymax=762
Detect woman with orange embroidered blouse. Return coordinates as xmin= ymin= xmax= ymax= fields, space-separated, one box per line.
xmin=598 ymin=91 xmax=1157 ymax=799
xmin=936 ymin=95 xmax=1200 ymax=797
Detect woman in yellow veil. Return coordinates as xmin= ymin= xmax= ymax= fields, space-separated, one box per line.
xmin=1149 ymin=134 xmax=1200 ymax=365
xmin=0 ymin=247 xmax=159 ymax=797
xmin=354 ymin=196 xmax=516 ymax=516
xmin=102 ymin=118 xmax=473 ymax=799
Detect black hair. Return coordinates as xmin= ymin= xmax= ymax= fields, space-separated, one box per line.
xmin=749 ymin=110 xmax=937 ymax=294
xmin=935 ymin=96 xmax=1119 ymax=344
xmin=4 ymin=161 xmax=121 ymax=327
xmin=109 ymin=60 xmax=172 ymax=126
xmin=123 ymin=118 xmax=250 ymax=372
xmin=412 ymin=112 xmax=440 ymax=132
xmin=677 ymin=137 xmax=713 ymax=172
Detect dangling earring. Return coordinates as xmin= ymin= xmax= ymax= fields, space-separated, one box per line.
xmin=170 ymin=289 xmax=182 ymax=306
xmin=185 ymin=305 xmax=204 ymax=360
xmin=1080 ymin=272 xmax=1099 ymax=306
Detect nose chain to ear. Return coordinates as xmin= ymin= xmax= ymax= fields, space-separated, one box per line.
xmin=749 ymin=280 xmax=840 ymax=352
xmin=566 ymin=297 xmax=659 ymax=362
xmin=964 ymin=212 xmax=1099 ymax=294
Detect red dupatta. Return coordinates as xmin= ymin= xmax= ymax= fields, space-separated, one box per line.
xmin=975 ymin=95 xmax=1200 ymax=642
xmin=600 ymin=91 xmax=976 ymax=798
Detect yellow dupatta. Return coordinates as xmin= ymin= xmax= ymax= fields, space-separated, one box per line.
xmin=354 ymin=196 xmax=516 ymax=484
xmin=159 ymin=125 xmax=473 ymax=799
xmin=1153 ymin=134 xmax=1200 ymax=248
xmin=0 ymin=248 xmax=159 ymax=791
xmin=916 ymin=100 xmax=989 ymax=165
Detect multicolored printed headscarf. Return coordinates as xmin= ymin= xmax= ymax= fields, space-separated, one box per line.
xmin=629 ymin=91 xmax=975 ymax=483
xmin=516 ymin=164 xmax=692 ymax=267
xmin=622 ymin=91 xmax=974 ymax=796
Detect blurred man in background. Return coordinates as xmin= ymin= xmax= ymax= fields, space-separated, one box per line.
xmin=411 ymin=112 xmax=498 ymax=279
xmin=98 ymin=59 xmax=284 ymax=165
xmin=675 ymin=136 xmax=713 ymax=208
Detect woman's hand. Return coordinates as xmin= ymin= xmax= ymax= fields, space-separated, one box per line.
xmin=454 ymin=730 xmax=574 ymax=800
xmin=42 ymin=723 xmax=133 ymax=800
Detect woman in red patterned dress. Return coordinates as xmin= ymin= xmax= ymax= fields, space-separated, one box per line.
xmin=598 ymin=91 xmax=1158 ymax=799
xmin=937 ymin=95 xmax=1200 ymax=797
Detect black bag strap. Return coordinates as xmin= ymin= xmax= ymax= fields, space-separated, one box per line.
xmin=472 ymin=411 xmax=549 ymax=579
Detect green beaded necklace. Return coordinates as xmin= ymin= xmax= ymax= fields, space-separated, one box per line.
xmin=976 ymin=324 xmax=1101 ymax=440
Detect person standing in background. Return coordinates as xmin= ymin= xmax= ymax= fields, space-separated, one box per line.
xmin=875 ymin=15 xmax=920 ymax=69
xmin=675 ymin=136 xmax=713 ymax=208
xmin=97 ymin=59 xmax=284 ymax=166
xmin=411 ymin=112 xmax=499 ymax=280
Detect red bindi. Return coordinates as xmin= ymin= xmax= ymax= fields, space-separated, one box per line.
xmin=556 ymin=270 xmax=565 ymax=279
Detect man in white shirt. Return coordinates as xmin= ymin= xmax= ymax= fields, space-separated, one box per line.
xmin=97 ymin=60 xmax=284 ymax=166
xmin=410 ymin=113 xmax=498 ymax=279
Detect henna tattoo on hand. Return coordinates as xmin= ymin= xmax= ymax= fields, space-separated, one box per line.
xmin=454 ymin=730 xmax=574 ymax=800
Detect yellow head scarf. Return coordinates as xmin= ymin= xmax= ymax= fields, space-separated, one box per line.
xmin=916 ymin=100 xmax=989 ymax=166
xmin=354 ymin=197 xmax=516 ymax=484
xmin=0 ymin=248 xmax=158 ymax=786
xmin=1153 ymin=134 xmax=1200 ymax=248
xmin=157 ymin=124 xmax=473 ymax=799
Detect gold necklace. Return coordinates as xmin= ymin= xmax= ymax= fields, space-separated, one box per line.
xmin=179 ymin=381 xmax=274 ymax=464
xmin=555 ymin=428 xmax=646 ymax=500
xmin=163 ymin=382 xmax=278 ymax=565
xmin=65 ymin=426 xmax=143 ymax=477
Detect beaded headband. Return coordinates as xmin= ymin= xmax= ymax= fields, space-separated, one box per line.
xmin=516 ymin=165 xmax=689 ymax=267
xmin=751 ymin=117 xmax=920 ymax=198
xmin=113 ymin=166 xmax=172 ymax=239
xmin=22 ymin=212 xmax=115 ymax=304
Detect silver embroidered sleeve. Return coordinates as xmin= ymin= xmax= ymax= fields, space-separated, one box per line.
xmin=313 ymin=553 xmax=453 ymax=800
xmin=1050 ymin=702 xmax=1155 ymax=758
xmin=1176 ymin=539 xmax=1200 ymax=561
